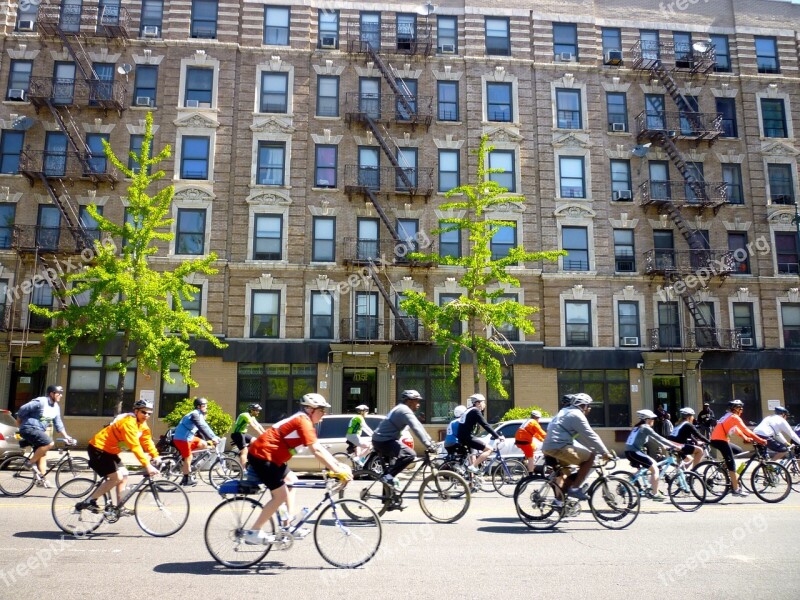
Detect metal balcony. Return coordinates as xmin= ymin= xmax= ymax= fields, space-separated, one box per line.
xmin=340 ymin=238 xmax=435 ymax=268
xmin=639 ymin=180 xmax=728 ymax=208
xmin=37 ymin=4 xmax=131 ymax=38
xmin=19 ymin=149 xmax=118 ymax=186
xmin=339 ymin=317 xmax=430 ymax=343
xmin=344 ymin=93 xmax=433 ymax=128
xmin=630 ymin=40 xmax=715 ymax=74
xmin=345 ymin=21 xmax=433 ymax=55
xmin=647 ymin=327 xmax=741 ymax=351
xmin=642 ymin=249 xmax=736 ymax=276
xmin=11 ymin=225 xmax=88 ymax=254
xmin=27 ymin=77 xmax=127 ymax=113
xmin=636 ymin=111 xmax=723 ymax=142
xmin=343 ymin=165 xmax=434 ymax=197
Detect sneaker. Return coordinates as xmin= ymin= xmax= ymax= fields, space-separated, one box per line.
xmin=35 ymin=479 xmax=52 ymax=489
xmin=466 ymin=465 xmax=480 ymax=474
xmin=731 ymin=488 xmax=749 ymax=497
xmin=566 ymin=487 xmax=589 ymax=501
xmin=75 ymin=499 xmax=100 ymax=513
xmin=119 ymin=507 xmax=135 ymax=517
xmin=180 ymin=476 xmax=197 ymax=487
xmin=242 ymin=529 xmax=276 ymax=546
xmin=648 ymin=491 xmax=666 ymax=502
xmin=380 ymin=474 xmax=395 ymax=486
xmin=551 ymin=498 xmax=564 ymax=509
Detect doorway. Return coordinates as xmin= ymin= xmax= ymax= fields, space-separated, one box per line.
xmin=652 ymin=375 xmax=683 ymax=422
xmin=342 ymin=368 xmax=376 ymax=414
xmin=8 ymin=365 xmax=46 ymax=411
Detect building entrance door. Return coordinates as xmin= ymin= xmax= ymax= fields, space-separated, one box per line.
xmin=8 ymin=366 xmax=46 ymax=411
xmin=652 ymin=375 xmax=683 ymax=423
xmin=342 ymin=368 xmax=376 ymax=413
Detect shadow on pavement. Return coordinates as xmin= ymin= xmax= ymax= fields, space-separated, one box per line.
xmin=13 ymin=530 xmax=116 ymax=541
xmin=153 ymin=561 xmax=290 ymax=576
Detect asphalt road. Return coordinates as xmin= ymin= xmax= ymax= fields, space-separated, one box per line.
xmin=1 ymin=476 xmax=798 ymax=600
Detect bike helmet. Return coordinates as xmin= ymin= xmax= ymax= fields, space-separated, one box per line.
xmin=679 ymin=407 xmax=695 ymax=417
xmin=774 ymin=406 xmax=789 ymax=415
xmin=194 ymin=397 xmax=208 ymax=408
xmin=300 ymin=393 xmax=331 ymax=409
xmin=453 ymin=405 xmax=467 ymax=418
xmin=400 ymin=389 xmax=423 ymax=403
xmin=636 ymin=409 xmax=657 ymax=420
xmin=569 ymin=393 xmax=593 ymax=408
xmin=133 ymin=398 xmax=154 ymax=410
xmin=355 ymin=404 xmax=370 ymax=413
xmin=248 ymin=403 xmax=261 ymax=412
xmin=728 ymin=399 xmax=744 ymax=408
xmin=530 ymin=410 xmax=542 ymax=419
xmin=47 ymin=385 xmax=64 ymax=395
xmin=467 ymin=393 xmax=486 ymax=407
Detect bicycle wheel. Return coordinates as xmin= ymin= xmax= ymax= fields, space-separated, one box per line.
xmin=737 ymin=462 xmax=755 ymax=492
xmin=158 ymin=456 xmax=182 ymax=482
xmin=134 ymin=479 xmax=190 ymax=537
xmin=339 ymin=471 xmax=392 ymax=516
xmin=588 ymin=476 xmax=640 ymax=530
xmin=491 ymin=459 xmax=528 ymax=497
xmin=52 ymin=478 xmax=105 ymax=536
xmin=418 ymin=471 xmax=470 ymax=523
xmin=207 ymin=457 xmax=244 ymax=489
xmin=55 ymin=457 xmax=97 ymax=492
xmin=667 ymin=471 xmax=706 ymax=512
xmin=314 ymin=499 xmax=382 ymax=568
xmin=513 ymin=475 xmax=565 ymax=530
xmin=204 ymin=497 xmax=274 ymax=568
xmin=0 ymin=456 xmax=36 ymax=497
xmin=750 ymin=462 xmax=792 ymax=503
xmin=362 ymin=454 xmax=385 ymax=477
xmin=608 ymin=470 xmax=647 ymax=497
xmin=783 ymin=457 xmax=800 ymax=493
xmin=695 ymin=461 xmax=730 ymax=503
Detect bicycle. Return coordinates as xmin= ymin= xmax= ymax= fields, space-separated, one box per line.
xmin=52 ymin=469 xmax=190 ymax=537
xmin=611 ymin=449 xmax=707 ymax=512
xmin=696 ymin=442 xmax=792 ymax=503
xmin=514 ymin=452 xmax=640 ymax=530
xmin=204 ymin=472 xmax=381 ymax=569
xmin=778 ymin=445 xmax=800 ymax=493
xmin=342 ymin=449 xmax=471 ymax=523
xmin=0 ymin=437 xmax=96 ymax=497
xmin=159 ymin=439 xmax=242 ymax=489
xmin=439 ymin=445 xmax=487 ymax=493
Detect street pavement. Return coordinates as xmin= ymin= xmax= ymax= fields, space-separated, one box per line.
xmin=1 ymin=475 xmax=799 ymax=600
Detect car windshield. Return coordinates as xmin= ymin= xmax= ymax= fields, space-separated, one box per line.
xmin=0 ymin=411 xmax=17 ymax=427
xmin=316 ymin=415 xmax=384 ymax=438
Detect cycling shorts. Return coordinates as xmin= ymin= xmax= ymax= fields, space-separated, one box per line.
xmin=516 ymin=442 xmax=535 ymax=459
xmin=247 ymin=455 xmax=289 ymax=491
xmin=87 ymin=445 xmax=122 ymax=477
xmin=543 ymin=445 xmax=591 ymax=466
xmin=678 ymin=443 xmax=698 ymax=458
xmin=764 ymin=437 xmax=788 ymax=454
xmin=19 ymin=428 xmax=52 ymax=451
xmin=458 ymin=436 xmax=488 ymax=452
xmin=625 ymin=450 xmax=656 ymax=470
xmin=709 ymin=439 xmax=736 ymax=471
xmin=230 ymin=432 xmax=253 ymax=452
xmin=173 ymin=437 xmax=202 ymax=459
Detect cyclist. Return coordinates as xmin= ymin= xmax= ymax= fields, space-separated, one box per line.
xmin=625 ymin=409 xmax=683 ymax=501
xmin=231 ymin=403 xmax=265 ymax=467
xmin=173 ymin=397 xmax=220 ymax=487
xmin=456 ymin=393 xmax=504 ymax=474
xmin=753 ymin=405 xmax=800 ymax=461
xmin=16 ymin=385 xmax=76 ymax=487
xmin=443 ymin=405 xmax=467 ymax=457
xmin=241 ymin=393 xmax=351 ymax=545
xmin=515 ymin=410 xmax=547 ymax=475
xmin=345 ymin=404 xmax=374 ymax=467
xmin=667 ymin=407 xmax=710 ymax=468
xmin=76 ymin=399 xmax=160 ymax=514
xmin=710 ymin=399 xmax=767 ymax=497
xmin=541 ymin=393 xmax=613 ymax=501
xmin=372 ymin=389 xmax=438 ymax=489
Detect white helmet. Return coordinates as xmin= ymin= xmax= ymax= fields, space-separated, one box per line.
xmin=355 ymin=404 xmax=369 ymax=413
xmin=679 ymin=407 xmax=695 ymax=417
xmin=467 ymin=393 xmax=485 ymax=407
xmin=637 ymin=409 xmax=657 ymax=420
xmin=300 ymin=393 xmax=331 ymax=409
xmin=453 ymin=405 xmax=467 ymax=418
xmin=569 ymin=393 xmax=593 ymax=408
xmin=530 ymin=410 xmax=542 ymax=419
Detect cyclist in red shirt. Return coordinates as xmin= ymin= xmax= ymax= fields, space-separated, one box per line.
xmin=242 ymin=393 xmax=351 ymax=545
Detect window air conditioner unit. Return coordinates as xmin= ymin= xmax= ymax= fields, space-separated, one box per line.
xmin=17 ymin=20 xmax=35 ymax=32
xmin=141 ymin=25 xmax=159 ymax=38
xmin=135 ymin=96 xmax=152 ymax=107
xmin=622 ymin=336 xmax=640 ymax=346
xmin=320 ymin=35 xmax=337 ymax=49
xmin=185 ymin=99 xmax=200 ymax=108
xmin=440 ymin=43 xmax=455 ymax=54
xmin=613 ymin=190 xmax=632 ymax=201
xmin=605 ymin=50 xmax=623 ymax=65
xmin=558 ymin=52 xmax=575 ymax=62
xmin=7 ymin=89 xmax=26 ymax=101
xmin=611 ymin=122 xmax=626 ymax=132
xmin=739 ymin=337 xmax=754 ymax=347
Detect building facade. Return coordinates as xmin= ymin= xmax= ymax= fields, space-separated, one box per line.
xmin=0 ymin=0 xmax=798 ymax=446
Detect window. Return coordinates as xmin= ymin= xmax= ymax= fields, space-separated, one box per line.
xmin=37 ymin=205 xmax=61 ymax=251
xmin=761 ymin=99 xmax=787 ymax=138
xmin=360 ymin=12 xmax=380 ymax=50
xmin=29 ymin=284 xmax=53 ymax=330
xmin=257 ymin=142 xmax=285 ymax=186
xmin=437 ymin=81 xmax=458 ymax=121
xmin=358 ymin=146 xmax=380 ymax=189
xmin=395 ymin=148 xmax=417 ymax=191
xmin=85 ymin=133 xmax=109 ymax=175
xmin=640 ymin=30 xmax=660 ymax=61
xmin=716 ymin=98 xmax=737 ymax=138
xmin=0 ymin=280 xmax=8 ymax=326
xmin=775 ymin=232 xmax=799 ymax=274
xmin=439 ymin=219 xmax=460 ymax=259
xmin=128 ymin=134 xmax=151 ymax=174
xmin=396 ymin=364 xmax=460 ymax=424
xmin=678 ymin=94 xmax=700 ymax=136
xmin=493 ymin=293 xmax=519 ymax=341
xmin=695 ymin=302 xmax=717 ymax=348
xmin=755 ymin=36 xmax=779 ymax=74
xmin=316 ymin=76 xmax=339 ymax=117
xmin=251 ymin=290 xmax=280 ymax=338
xmin=264 ymin=6 xmax=290 ymax=45
xmin=606 ymin=92 xmax=628 ymax=132
xmin=728 ymin=232 xmax=750 ymax=274
xmin=649 ymin=160 xmax=670 ymax=200
xmin=253 ymin=214 xmax=282 ymax=260
xmin=357 ymin=218 xmax=379 ymax=261
xmin=310 ymin=291 xmax=333 ymax=339
xmin=395 ymin=293 xmax=419 ymax=340
xmin=180 ymin=136 xmax=210 ymax=179
xmin=318 ymin=10 xmax=339 ymax=49
xmin=486 ymin=82 xmax=512 ymax=122
xmin=488 ymin=150 xmax=515 ymax=192
xmin=437 ymin=15 xmax=457 ymax=53
xmin=684 ymin=162 xmax=704 ymax=204
xmin=160 ymin=364 xmax=189 ymax=418
xmin=66 ymin=355 xmax=137 ymax=416
xmin=16 ymin=2 xmax=37 ymax=31
xmin=710 ymin=34 xmax=730 ymax=72
xmin=438 ymin=149 xmax=459 ymax=192
xmin=658 ymin=301 xmax=680 ymax=348
xmin=556 ymin=89 xmax=581 ymax=129
xmin=191 ymin=0 xmax=218 ymax=38
xmin=52 ymin=62 xmax=76 ymax=105
xmin=562 ymin=226 xmax=589 ymax=271
xmin=90 ymin=63 xmax=114 ymax=106
xmin=79 ymin=206 xmax=102 ymax=243
xmin=485 ymin=365 xmax=514 ymax=423
xmin=733 ymin=303 xmax=755 ymax=346
xmin=553 ymin=23 xmax=578 ymax=59
xmin=721 ymin=163 xmax=743 ymax=205
xmin=395 ymin=79 xmax=417 ymax=122
xmin=558 ymin=369 xmax=630 ymax=427
xmin=237 ymin=364 xmax=316 ymax=423
xmin=602 ymin=28 xmax=621 ymax=54
xmin=782 ymin=304 xmax=800 ymax=348
xmin=491 ymin=224 xmax=516 ymax=260
xmin=439 ymin=293 xmax=462 ymax=336
xmin=618 ymin=302 xmax=640 ymax=346
xmin=702 ymin=369 xmax=761 ymax=424
xmin=673 ymin=32 xmax=693 ymax=68
xmin=559 ymin=156 xmax=585 ymax=198
xmin=175 ymin=208 xmax=205 ymax=255
xmin=645 ymin=93 xmax=666 ymax=130
xmin=140 ymin=0 xmax=163 ymax=36
xmin=355 ymin=291 xmax=378 ymax=339
xmin=610 ymin=160 xmax=632 ymax=201
xmin=768 ymin=164 xmax=794 ymax=205
xmin=310 ymin=216 xmax=335 ymax=262
xmin=396 ymin=14 xmax=416 ymax=52
xmin=359 ymin=77 xmax=380 ymax=120
xmin=7 ymin=60 xmax=32 ymax=100
xmin=565 ymin=301 xmax=591 ymax=346
xmin=785 ymin=371 xmax=800 ymax=420
xmin=260 ymin=73 xmax=288 ymax=113
xmin=485 ymin=17 xmax=510 ymax=56
xmin=0 ymin=204 xmax=16 ymax=249
xmin=614 ymin=229 xmax=635 ymax=272
xmin=44 ymin=132 xmax=67 ymax=177
xmin=310 ymin=144 xmax=338 ymax=188
xmin=133 ymin=65 xmax=157 ymax=107
xmin=397 ymin=219 xmax=419 ymax=255
xmin=176 ymin=283 xmax=202 ymax=317
xmin=0 ymin=131 xmax=24 ymax=174
xmin=184 ymin=67 xmax=213 ymax=107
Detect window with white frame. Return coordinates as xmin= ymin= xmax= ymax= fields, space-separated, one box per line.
xmin=251 ymin=290 xmax=281 ymax=338
xmin=493 ymin=293 xmax=519 ymax=341
xmin=486 ymin=82 xmax=512 ymax=122
xmin=316 ymin=76 xmax=339 ymax=117
xmin=175 ymin=208 xmax=206 ymax=255
xmin=439 ymin=293 xmax=462 ymax=335
xmin=559 ymin=156 xmax=585 ymax=198
xmin=618 ymin=301 xmax=640 ymax=346
xmin=264 ymin=6 xmax=290 ymax=45
xmin=775 ymin=232 xmax=799 ymax=274
xmin=439 ymin=219 xmax=460 ymax=259
xmin=733 ymin=302 xmax=755 ymax=346
xmin=184 ymin=67 xmax=213 ymax=107
xmin=491 ymin=223 xmax=516 ymax=260
xmin=253 ymin=214 xmax=282 ymax=260
xmin=565 ymin=301 xmax=591 ymax=346
xmin=310 ymin=291 xmax=334 ymax=339
xmin=562 ymin=226 xmax=589 ymax=271
xmin=556 ymin=89 xmax=581 ymax=129
xmin=314 ymin=145 xmax=337 ymax=188
xmin=610 ymin=160 xmax=632 ymax=201
xmin=180 ymin=136 xmax=210 ymax=179
xmin=488 ymin=149 xmax=515 ymax=192
xmin=257 ymin=142 xmax=285 ymax=185
xmin=312 ymin=216 xmax=335 ymax=262
xmin=722 ymin=163 xmax=743 ymax=204
xmin=782 ymin=304 xmax=800 ymax=348
xmin=761 ymin=99 xmax=787 ymax=138
xmin=174 ymin=283 xmax=202 ymax=317
xmin=614 ymin=229 xmax=635 ymax=272
xmin=260 ymin=72 xmax=288 ymax=113
xmin=768 ymin=164 xmax=795 ymax=205
xmin=438 ymin=149 xmax=459 ymax=192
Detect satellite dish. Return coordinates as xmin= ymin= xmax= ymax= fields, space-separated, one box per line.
xmin=116 ymin=63 xmax=133 ymax=76
xmin=415 ymin=1 xmax=436 ymax=15
xmin=12 ymin=116 xmax=35 ymax=131
xmin=631 ymin=144 xmax=651 ymax=158
xmin=692 ymin=41 xmax=711 ymax=53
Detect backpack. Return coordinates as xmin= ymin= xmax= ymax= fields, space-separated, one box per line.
xmin=155 ymin=427 xmax=176 ymax=454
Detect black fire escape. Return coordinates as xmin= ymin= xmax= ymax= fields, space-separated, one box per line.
xmin=340 ymin=16 xmax=435 ymax=343
xmin=631 ymin=40 xmax=740 ymax=351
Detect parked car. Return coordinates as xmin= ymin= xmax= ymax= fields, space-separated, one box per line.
xmin=0 ymin=409 xmax=22 ymax=460
xmin=488 ymin=418 xmax=552 ymax=459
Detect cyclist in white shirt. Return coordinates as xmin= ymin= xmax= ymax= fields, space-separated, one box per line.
xmin=753 ymin=406 xmax=800 ymax=460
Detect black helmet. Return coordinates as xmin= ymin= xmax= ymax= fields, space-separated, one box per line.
xmin=47 ymin=385 xmax=64 ymax=395
xmin=400 ymin=389 xmax=422 ymax=402
xmin=194 ymin=397 xmax=209 ymax=408
xmin=248 ymin=403 xmax=261 ymax=412
xmin=561 ymin=394 xmax=574 ymax=406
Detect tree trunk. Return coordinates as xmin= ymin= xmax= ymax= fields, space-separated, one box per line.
xmin=114 ymin=331 xmax=131 ymax=416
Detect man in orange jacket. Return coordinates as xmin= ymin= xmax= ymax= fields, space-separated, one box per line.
xmin=75 ymin=399 xmax=160 ymax=514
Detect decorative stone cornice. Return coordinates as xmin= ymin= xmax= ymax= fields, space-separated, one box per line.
xmin=88 ymin=48 xmax=121 ymax=63
xmin=711 ymin=85 xmax=738 ymax=98
xmin=250 ymin=116 xmax=293 ymax=134
xmin=552 ymin=131 xmax=590 ymax=149
xmin=431 ymin=65 xmax=462 ymax=81
xmin=487 ymin=200 xmax=525 ymax=214
xmin=127 ymin=120 xmax=160 ymax=135
xmin=174 ymin=186 xmax=216 ymax=203
xmin=245 ymin=190 xmax=291 ymax=205
xmin=605 ymin=144 xmax=630 ymax=159
xmin=554 ymin=203 xmax=596 ymax=220
xmin=391 ymin=63 xmax=422 ymax=80
xmin=609 ymin=214 xmax=638 ymax=229
xmin=601 ymin=80 xmax=631 ymax=93
xmin=311 ymin=130 xmax=343 ymax=145
xmin=483 ymin=125 xmax=523 ymax=143
xmin=133 ymin=52 xmax=164 ymax=66
xmin=313 ymin=60 xmax=345 ymax=76
xmin=722 ymin=217 xmax=751 ymax=231
xmin=82 ymin=120 xmax=115 ymax=134
xmin=433 ymin=135 xmax=464 ymax=149
xmin=175 ymin=113 xmax=219 ymax=129
xmin=6 ymin=46 xmax=39 ymax=60
xmin=761 ymin=140 xmax=799 ymax=157
xmin=715 ymin=150 xmax=745 ymax=164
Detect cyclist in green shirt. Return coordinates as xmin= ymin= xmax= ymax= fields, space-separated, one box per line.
xmin=231 ymin=404 xmax=266 ymax=467
xmin=346 ymin=405 xmax=373 ymax=467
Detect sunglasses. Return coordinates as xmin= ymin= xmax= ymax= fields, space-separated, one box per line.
xmin=138 ymin=410 xmax=153 ymax=417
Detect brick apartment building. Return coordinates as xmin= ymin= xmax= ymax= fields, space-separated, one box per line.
xmin=0 ymin=0 xmax=798 ymax=446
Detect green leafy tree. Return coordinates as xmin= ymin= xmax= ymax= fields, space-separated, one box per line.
xmin=31 ymin=112 xmax=226 ymax=414
xmin=499 ymin=406 xmax=550 ymax=422
xmin=401 ymin=135 xmax=565 ymax=398
xmin=163 ymin=398 xmax=232 ymax=437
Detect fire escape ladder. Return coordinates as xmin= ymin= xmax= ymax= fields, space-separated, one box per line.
xmin=661 ymin=201 xmax=706 ymax=250
xmin=53 ymin=26 xmax=94 ymax=81
xmin=668 ymin=272 xmax=719 ymax=347
xmin=650 ymin=60 xmax=705 ymax=133
xmin=363 ymin=115 xmax=415 ymax=192
xmin=37 ymin=255 xmax=79 ymax=308
xmin=35 ymin=172 xmax=92 ymax=250
xmin=364 ymin=188 xmax=401 ymax=244
xmin=44 ymin=100 xmax=93 ymax=172
xmin=364 ymin=44 xmax=415 ymax=118
xmin=366 ymin=262 xmax=413 ymax=341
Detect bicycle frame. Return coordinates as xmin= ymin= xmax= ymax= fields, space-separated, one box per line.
xmin=22 ymin=438 xmax=79 ymax=478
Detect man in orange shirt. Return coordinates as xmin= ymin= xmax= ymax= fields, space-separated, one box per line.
xmin=75 ymin=399 xmax=160 ymax=514
xmin=515 ymin=410 xmax=547 ymax=474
